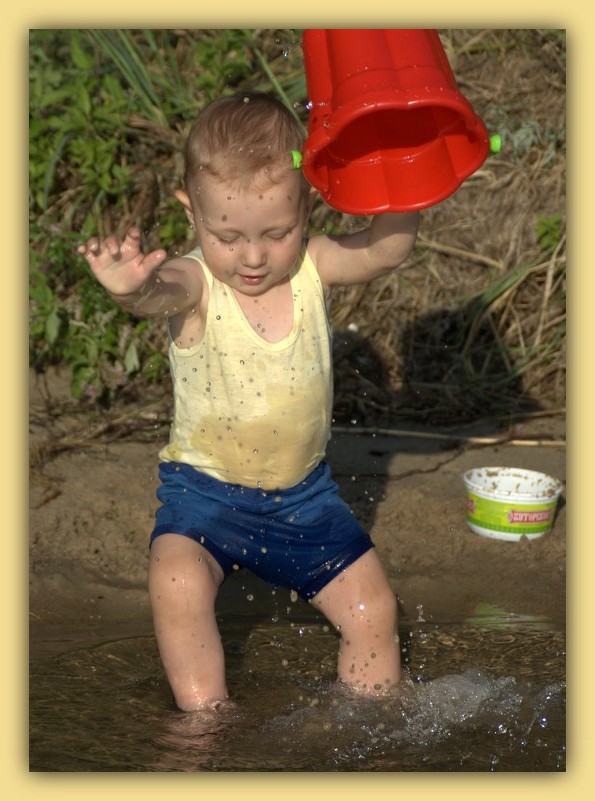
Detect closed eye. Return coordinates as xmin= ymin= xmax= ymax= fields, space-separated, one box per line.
xmin=266 ymin=228 xmax=294 ymax=241
xmin=209 ymin=226 xmax=295 ymax=244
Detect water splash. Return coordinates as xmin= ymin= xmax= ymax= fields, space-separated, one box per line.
xmin=261 ymin=670 xmax=565 ymax=771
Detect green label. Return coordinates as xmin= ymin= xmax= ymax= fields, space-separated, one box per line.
xmin=466 ymin=492 xmax=555 ymax=534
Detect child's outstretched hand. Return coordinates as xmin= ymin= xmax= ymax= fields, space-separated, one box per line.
xmin=77 ymin=227 xmax=168 ymax=297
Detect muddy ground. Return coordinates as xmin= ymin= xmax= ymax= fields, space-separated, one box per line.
xmin=29 ymin=368 xmax=566 ymax=660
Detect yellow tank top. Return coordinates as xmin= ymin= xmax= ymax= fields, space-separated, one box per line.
xmin=159 ymin=245 xmax=333 ymax=490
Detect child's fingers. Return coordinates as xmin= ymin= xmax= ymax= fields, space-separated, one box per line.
xmin=78 ymin=228 xmax=150 ymax=263
xmin=122 ymin=226 xmax=142 ymax=244
xmin=105 ymin=228 xmax=144 ymax=259
xmin=103 ymin=234 xmax=126 ymax=259
xmin=78 ymin=233 xmax=131 ymax=262
xmin=77 ymin=237 xmax=102 ymax=259
xmin=144 ymin=249 xmax=168 ymax=272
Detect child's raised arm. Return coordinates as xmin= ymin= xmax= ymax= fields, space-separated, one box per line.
xmin=78 ymin=227 xmax=203 ymax=318
xmin=308 ymin=211 xmax=420 ymax=290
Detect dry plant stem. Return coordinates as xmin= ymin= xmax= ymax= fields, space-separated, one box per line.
xmin=30 ymin=404 xmax=170 ymax=467
xmin=331 ymin=426 xmax=566 ymax=448
xmin=485 ymin=313 xmax=512 ymax=374
xmin=533 ymin=234 xmax=566 ymax=349
xmin=416 ymin=233 xmax=505 ymax=272
xmin=462 ymin=254 xmax=565 ymax=373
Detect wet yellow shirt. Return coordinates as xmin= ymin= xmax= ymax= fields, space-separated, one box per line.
xmin=159 ymin=245 xmax=333 ymax=490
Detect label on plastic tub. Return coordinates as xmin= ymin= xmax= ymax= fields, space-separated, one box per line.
xmin=466 ymin=491 xmax=557 ymax=536
xmin=507 ymin=509 xmax=553 ymax=524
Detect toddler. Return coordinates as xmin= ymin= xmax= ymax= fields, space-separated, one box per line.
xmin=78 ymin=92 xmax=419 ymax=711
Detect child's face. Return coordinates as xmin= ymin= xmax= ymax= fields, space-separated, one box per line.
xmin=182 ymin=171 xmax=312 ymax=296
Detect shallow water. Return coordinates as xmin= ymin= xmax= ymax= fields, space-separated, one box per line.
xmin=29 ymin=608 xmax=565 ymax=772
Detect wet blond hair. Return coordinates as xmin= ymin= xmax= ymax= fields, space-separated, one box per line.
xmin=183 ymin=92 xmax=307 ymax=194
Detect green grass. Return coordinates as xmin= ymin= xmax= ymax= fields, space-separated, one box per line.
xmin=29 ymin=29 xmax=307 ymax=402
xmin=29 ymin=29 xmax=565 ymax=420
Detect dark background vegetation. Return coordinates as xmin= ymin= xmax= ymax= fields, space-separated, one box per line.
xmin=29 ymin=29 xmax=566 ymax=432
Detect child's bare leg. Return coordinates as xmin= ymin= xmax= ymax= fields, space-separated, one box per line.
xmin=310 ymin=549 xmax=400 ymax=694
xmin=149 ymin=533 xmax=228 ymax=711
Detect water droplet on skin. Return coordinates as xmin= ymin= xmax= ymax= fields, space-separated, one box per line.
xmin=290 ymin=590 xmax=299 ymax=603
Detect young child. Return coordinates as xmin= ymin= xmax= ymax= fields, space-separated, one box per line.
xmin=78 ymin=92 xmax=419 ymax=711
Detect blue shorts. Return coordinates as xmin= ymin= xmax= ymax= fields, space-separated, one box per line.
xmin=150 ymin=461 xmax=374 ymax=600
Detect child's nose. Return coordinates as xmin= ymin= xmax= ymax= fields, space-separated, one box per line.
xmin=241 ymin=240 xmax=266 ymax=268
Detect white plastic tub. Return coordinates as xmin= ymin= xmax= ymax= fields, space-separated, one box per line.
xmin=463 ymin=466 xmax=563 ymax=541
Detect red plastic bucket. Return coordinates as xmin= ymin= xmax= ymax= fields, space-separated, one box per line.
xmin=302 ymin=29 xmax=491 ymax=214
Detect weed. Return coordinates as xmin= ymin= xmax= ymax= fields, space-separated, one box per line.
xmin=29 ymin=29 xmax=307 ymax=402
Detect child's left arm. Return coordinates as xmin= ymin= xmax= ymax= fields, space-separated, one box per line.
xmin=308 ymin=211 xmax=420 ymax=289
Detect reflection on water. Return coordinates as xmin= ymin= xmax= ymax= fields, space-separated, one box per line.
xmin=29 ymin=616 xmax=565 ymax=772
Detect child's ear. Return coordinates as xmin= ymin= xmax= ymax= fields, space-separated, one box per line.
xmin=175 ymin=190 xmax=195 ymax=227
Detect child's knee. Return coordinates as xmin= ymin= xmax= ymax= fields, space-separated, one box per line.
xmin=149 ymin=538 xmax=220 ymax=609
xmin=341 ymin=581 xmax=398 ymax=637
xmin=367 ymin=583 xmax=398 ymax=629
